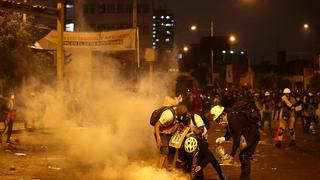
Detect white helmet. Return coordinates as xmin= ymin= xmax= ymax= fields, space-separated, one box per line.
xmin=265 ymin=91 xmax=270 ymax=96
xmin=210 ymin=105 xmax=225 ymax=121
xmin=184 ymin=136 xmax=198 ymax=153
xmin=283 ymin=88 xmax=291 ymax=94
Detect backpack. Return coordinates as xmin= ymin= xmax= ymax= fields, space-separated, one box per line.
xmin=231 ymin=98 xmax=261 ymax=124
xmin=150 ymin=106 xmax=175 ymax=126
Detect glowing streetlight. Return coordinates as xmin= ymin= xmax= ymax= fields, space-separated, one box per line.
xmin=303 ymin=23 xmax=309 ymax=29
xmin=229 ymin=35 xmax=236 ymax=43
xmin=183 ymin=46 xmax=189 ymax=52
xmin=190 ymin=25 xmax=197 ymax=31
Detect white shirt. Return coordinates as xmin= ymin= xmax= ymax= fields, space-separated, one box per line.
xmin=159 ymin=109 xmax=176 ymax=134
xmin=190 ymin=114 xmax=208 ymax=139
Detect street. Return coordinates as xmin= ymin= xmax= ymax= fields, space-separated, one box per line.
xmin=0 ymin=120 xmax=319 ymax=180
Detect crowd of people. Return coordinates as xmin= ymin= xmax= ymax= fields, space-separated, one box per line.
xmin=151 ymin=87 xmax=320 ymax=179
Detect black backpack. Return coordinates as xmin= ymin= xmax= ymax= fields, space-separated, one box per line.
xmin=231 ymin=99 xmax=261 ymax=124
xmin=150 ymin=106 xmax=175 ymax=126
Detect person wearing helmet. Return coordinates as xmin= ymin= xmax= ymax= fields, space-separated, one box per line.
xmin=1 ymin=93 xmax=16 ymax=144
xmin=178 ymin=105 xmax=226 ymax=180
xmin=211 ymin=104 xmax=260 ymax=180
xmin=275 ymin=88 xmax=302 ymax=147
xmin=154 ymin=102 xmax=182 ymax=169
xmin=261 ymin=91 xmax=274 ymax=132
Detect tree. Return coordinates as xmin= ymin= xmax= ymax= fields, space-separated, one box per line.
xmin=0 ymin=12 xmax=54 ymax=91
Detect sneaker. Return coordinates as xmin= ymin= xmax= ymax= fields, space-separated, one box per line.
xmin=289 ymin=140 xmax=296 ymax=146
xmin=275 ymin=141 xmax=281 ymax=148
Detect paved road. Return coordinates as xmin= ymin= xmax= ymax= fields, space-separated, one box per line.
xmin=0 ymin=121 xmax=319 ymax=180
xmin=204 ymin=121 xmax=320 ymax=180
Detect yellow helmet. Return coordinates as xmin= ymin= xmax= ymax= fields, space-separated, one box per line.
xmin=184 ymin=136 xmax=198 ymax=153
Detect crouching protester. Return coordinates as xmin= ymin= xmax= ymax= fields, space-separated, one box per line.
xmin=151 ymin=97 xmax=186 ymax=169
xmin=211 ymin=105 xmax=260 ymax=180
xmin=177 ymin=105 xmax=226 ymax=180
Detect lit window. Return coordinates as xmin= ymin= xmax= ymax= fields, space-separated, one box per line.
xmin=153 ymin=31 xmax=156 ymax=34
xmin=156 ymin=39 xmax=159 ymax=42
xmin=178 ymin=53 xmax=183 ymax=59
xmin=161 ymin=23 xmax=165 ymax=26
xmin=166 ymin=31 xmax=171 ymax=34
xmin=241 ymin=51 xmax=245 ymax=54
xmin=166 ymin=16 xmax=171 ymax=19
xmin=65 ymin=23 xmax=74 ymax=32
xmin=222 ymin=50 xmax=226 ymax=54
xmin=152 ymin=16 xmax=156 ymax=19
xmin=161 ymin=16 xmax=164 ymax=19
xmin=165 ymin=38 xmax=170 ymax=42
xmin=166 ymin=23 xmax=173 ymax=27
xmin=230 ymin=50 xmax=234 ymax=54
xmin=153 ymin=23 xmax=156 ymax=27
xmin=152 ymin=42 xmax=156 ymax=45
xmin=153 ymin=35 xmax=156 ymax=38
xmin=152 ymin=27 xmax=155 ymax=30
xmin=153 ymin=46 xmax=156 ymax=49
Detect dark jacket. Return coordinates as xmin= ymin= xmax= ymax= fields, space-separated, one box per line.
xmin=225 ymin=112 xmax=260 ymax=157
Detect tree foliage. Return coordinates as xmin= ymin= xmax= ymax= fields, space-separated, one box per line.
xmin=0 ymin=12 xmax=54 ymax=90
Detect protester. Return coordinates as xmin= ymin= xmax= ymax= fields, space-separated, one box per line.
xmin=1 ymin=92 xmax=16 ymax=144
xmin=303 ymin=92 xmax=318 ymax=134
xmin=275 ymin=88 xmax=302 ymax=147
xmin=177 ymin=105 xmax=226 ymax=180
xmin=261 ymin=91 xmax=274 ymax=131
xmin=211 ymin=104 xmax=260 ymax=180
xmin=153 ymin=96 xmax=182 ymax=169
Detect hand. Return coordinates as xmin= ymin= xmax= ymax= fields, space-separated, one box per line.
xmin=156 ymin=139 xmax=162 ymax=149
xmin=216 ymin=137 xmax=226 ymax=144
xmin=221 ymin=155 xmax=234 ymax=164
xmin=194 ymin=166 xmax=202 ymax=173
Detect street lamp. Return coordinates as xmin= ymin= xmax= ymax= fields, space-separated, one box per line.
xmin=189 ymin=21 xmax=218 ymax=85
xmin=303 ymin=23 xmax=309 ymax=30
xmin=183 ymin=46 xmax=189 ymax=52
xmin=190 ymin=25 xmax=197 ymax=31
xmin=229 ymin=35 xmax=236 ymax=43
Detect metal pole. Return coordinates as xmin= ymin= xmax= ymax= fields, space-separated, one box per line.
xmin=210 ymin=20 xmax=214 ymax=85
xmin=57 ymin=2 xmax=64 ymax=91
xmin=132 ymin=0 xmax=140 ymax=68
xmin=22 ymin=0 xmax=27 ymax=22
xmin=149 ymin=61 xmax=153 ymax=94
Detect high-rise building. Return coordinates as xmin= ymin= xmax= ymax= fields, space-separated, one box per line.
xmin=152 ymin=9 xmax=174 ymax=69
xmin=152 ymin=9 xmax=174 ymax=50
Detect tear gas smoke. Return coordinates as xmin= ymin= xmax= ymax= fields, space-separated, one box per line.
xmin=17 ymin=48 xmax=184 ymax=179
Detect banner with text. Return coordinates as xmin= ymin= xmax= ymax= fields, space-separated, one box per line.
xmin=35 ymin=28 xmax=136 ymax=51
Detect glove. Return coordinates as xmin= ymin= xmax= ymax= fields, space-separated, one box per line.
xmin=216 ymin=137 xmax=226 ymax=144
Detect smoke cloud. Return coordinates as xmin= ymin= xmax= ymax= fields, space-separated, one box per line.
xmin=17 ymin=45 xmax=184 ymax=179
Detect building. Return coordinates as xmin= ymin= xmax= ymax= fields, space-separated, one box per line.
xmin=152 ymin=9 xmax=175 ymax=70
xmin=180 ymin=35 xmax=232 ymax=87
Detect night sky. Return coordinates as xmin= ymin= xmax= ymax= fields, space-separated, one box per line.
xmin=157 ymin=0 xmax=320 ymax=63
